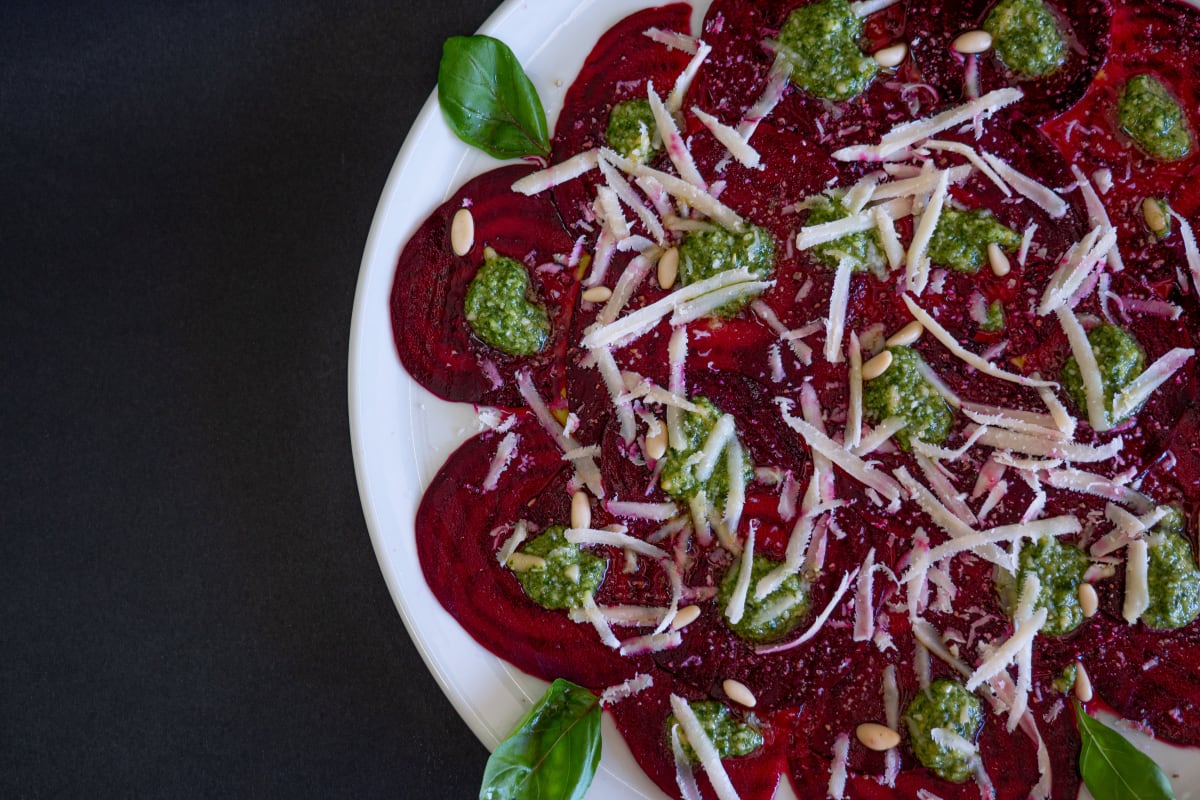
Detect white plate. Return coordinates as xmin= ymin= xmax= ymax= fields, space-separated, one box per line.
xmin=348 ymin=1 xmax=1199 ymax=798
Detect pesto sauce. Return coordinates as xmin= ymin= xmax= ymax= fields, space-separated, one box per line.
xmin=904 ymin=679 xmax=983 ymax=784
xmin=464 ymin=255 xmax=551 ymax=355
xmin=927 ymin=208 xmax=1022 ymax=274
xmin=659 ymin=398 xmax=754 ymax=510
xmin=606 ymin=98 xmax=659 ymax=165
xmin=984 ymin=0 xmax=1066 ymax=78
xmin=667 ymin=700 xmax=764 ymax=762
xmin=717 ymin=554 xmax=810 ymax=643
xmin=1144 ymin=509 xmax=1200 ymax=630
xmin=1060 ymin=324 xmax=1146 ymax=426
xmin=1052 ymin=663 xmax=1079 ymax=694
xmin=777 ymin=0 xmax=877 ymax=102
xmin=1016 ymin=537 xmax=1090 ymax=635
xmin=512 ymin=526 xmax=607 ymax=610
xmin=806 ymin=196 xmax=885 ymax=273
xmin=981 ymin=299 xmax=1006 ymax=332
xmin=863 ymin=346 xmax=954 ymax=450
xmin=1119 ymin=74 xmax=1193 ymax=162
xmin=677 ymin=225 xmax=775 ymax=317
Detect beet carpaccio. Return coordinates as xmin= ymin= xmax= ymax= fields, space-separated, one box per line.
xmin=391 ymin=0 xmax=1200 ymax=797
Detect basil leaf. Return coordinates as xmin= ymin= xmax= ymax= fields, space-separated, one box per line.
xmin=479 ymin=679 xmax=601 ymax=800
xmin=438 ymin=35 xmax=551 ymax=160
xmin=1073 ymin=701 xmax=1177 ymax=800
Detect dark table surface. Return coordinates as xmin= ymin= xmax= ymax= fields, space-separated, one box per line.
xmin=3 ymin=1 xmax=504 ymax=796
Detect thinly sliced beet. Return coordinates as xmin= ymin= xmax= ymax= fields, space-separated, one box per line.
xmin=549 ymin=4 xmax=695 ymax=242
xmin=607 ymin=676 xmax=791 ymax=800
xmin=415 ymin=415 xmax=642 ymax=686
xmin=905 ymin=0 xmax=1111 ymax=122
xmin=390 ymin=165 xmax=577 ymax=407
xmin=1084 ymin=623 xmax=1200 ymax=746
xmin=1041 ymin=0 xmax=1200 ymax=229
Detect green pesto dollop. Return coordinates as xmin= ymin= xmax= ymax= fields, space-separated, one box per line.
xmin=659 ymin=398 xmax=754 ymax=511
xmin=677 ymin=225 xmax=775 ymax=317
xmin=1144 ymin=509 xmax=1200 ymax=630
xmin=464 ymin=255 xmax=551 ymax=355
xmin=984 ymin=0 xmax=1066 ymax=78
xmin=667 ymin=701 xmax=764 ymax=761
xmin=981 ymin=299 xmax=1006 ymax=332
xmin=777 ymin=0 xmax=877 ymax=101
xmin=806 ymin=196 xmax=886 ymax=273
xmin=1119 ymin=74 xmax=1193 ymax=162
xmin=904 ymin=679 xmax=984 ymax=784
xmin=1060 ymin=324 xmax=1146 ymax=427
xmin=863 ymin=346 xmax=954 ymax=450
xmin=606 ymin=98 xmax=659 ymax=165
xmin=717 ymin=554 xmax=810 ymax=643
xmin=1016 ymin=537 xmax=1090 ymax=636
xmin=512 ymin=526 xmax=607 ymax=610
xmin=928 ymin=208 xmax=1022 ymax=274
xmin=1052 ymin=663 xmax=1079 ymax=694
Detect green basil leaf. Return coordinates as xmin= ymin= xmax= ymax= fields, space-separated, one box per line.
xmin=479 ymin=678 xmax=602 ymax=800
xmin=438 ymin=35 xmax=551 ymax=160
xmin=1073 ymin=701 xmax=1177 ymax=800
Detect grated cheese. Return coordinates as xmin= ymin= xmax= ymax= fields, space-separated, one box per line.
xmin=510 ymin=149 xmax=600 ymax=195
xmin=598 ymin=157 xmax=666 ymax=244
xmin=565 ymin=527 xmax=669 ymax=560
xmin=667 ymin=326 xmax=689 ymax=450
xmin=1055 ymin=306 xmax=1111 ymax=431
xmin=826 ymin=256 xmax=855 ymax=362
xmin=1071 ymin=165 xmax=1125 ymax=271
xmin=672 ymin=280 xmax=776 ymax=325
xmin=692 ymin=106 xmax=761 ymax=168
xmin=643 ymin=26 xmax=700 ymax=54
xmin=1111 ymin=347 xmax=1195 ymax=422
xmin=755 ymin=568 xmax=860 ymax=654
xmin=965 ymin=607 xmax=1047 ymax=690
xmin=593 ymin=345 xmax=637 ymax=443
xmin=873 ymin=204 xmax=905 ymax=270
xmin=482 ymin=432 xmax=521 ymax=492
xmin=598 ymin=254 xmax=653 ymax=324
xmin=846 ymin=333 xmax=864 ymax=449
xmin=1123 ymin=539 xmax=1150 ymax=624
xmin=606 ymin=500 xmax=680 ymax=522
xmin=980 ymin=151 xmax=1069 ymax=218
xmin=829 ymin=734 xmax=851 ymax=800
xmin=797 ymin=197 xmax=912 ymax=249
xmin=853 ymin=547 xmax=877 ymax=641
xmin=906 ymin=169 xmax=950 ymax=294
xmin=647 ymin=82 xmax=707 ymax=190
xmin=667 ymin=43 xmax=713 ymax=115
xmin=924 ymin=139 xmax=1011 ymax=196
xmin=670 ymin=725 xmax=704 ymax=800
xmin=725 ymin=526 xmax=756 ymax=625
xmin=738 ymin=54 xmax=790 ymax=141
xmin=725 ymin=438 xmax=747 ymax=534
xmin=1168 ymin=208 xmax=1200 ymax=297
xmin=777 ymin=398 xmax=903 ymax=502
xmin=852 ymin=416 xmax=908 ymax=456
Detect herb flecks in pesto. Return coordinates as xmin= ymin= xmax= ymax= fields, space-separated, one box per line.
xmin=904 ymin=679 xmax=983 ymax=784
xmin=606 ymin=98 xmax=659 ymax=165
xmin=863 ymin=346 xmax=954 ymax=450
xmin=659 ymin=398 xmax=754 ymax=511
xmin=982 ymin=299 xmax=1006 ymax=332
xmin=1061 ymin=324 xmax=1146 ymax=427
xmin=667 ymin=701 xmax=764 ymax=762
xmin=1119 ymin=74 xmax=1193 ymax=162
xmin=1144 ymin=508 xmax=1200 ymax=630
xmin=1017 ymin=537 xmax=1090 ymax=636
xmin=806 ymin=196 xmax=886 ymax=273
xmin=512 ymin=526 xmax=607 ymax=610
xmin=718 ymin=554 xmax=810 ymax=643
xmin=777 ymin=0 xmax=877 ymax=102
xmin=928 ymin=208 xmax=1022 ymax=274
xmin=677 ymin=225 xmax=775 ymax=317
xmin=464 ymin=254 xmax=551 ymax=355
xmin=984 ymin=0 xmax=1066 ymax=78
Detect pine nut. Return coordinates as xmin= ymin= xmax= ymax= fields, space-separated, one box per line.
xmin=723 ymin=679 xmax=758 ymax=708
xmin=873 ymin=43 xmax=908 ymax=68
xmin=856 ymin=722 xmax=901 ymax=751
xmin=571 ymin=490 xmax=592 ymax=530
xmin=1142 ymin=197 xmax=1170 ymax=237
xmin=564 ymin=564 xmax=581 ymax=583
xmin=861 ymin=349 xmax=894 ymax=380
xmin=1078 ymin=582 xmax=1099 ymax=618
xmin=671 ymin=604 xmax=701 ymax=630
xmin=988 ymin=242 xmax=1011 ymax=277
xmin=645 ymin=424 xmax=668 ymax=461
xmin=451 ymin=208 xmax=475 ymax=256
xmin=581 ymin=285 xmax=613 ymax=303
xmin=506 ymin=552 xmax=546 ymax=572
xmin=1074 ymin=662 xmax=1094 ymax=703
xmin=953 ymin=30 xmax=993 ymax=55
xmin=886 ymin=320 xmax=924 ymax=347
xmin=658 ymin=246 xmax=680 ymax=290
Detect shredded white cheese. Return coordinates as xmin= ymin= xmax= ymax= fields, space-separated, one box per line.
xmin=980 ymin=151 xmax=1069 ymax=218
xmin=1123 ymin=539 xmax=1150 ymax=624
xmin=1055 ymin=306 xmax=1111 ymax=431
xmin=510 ymin=149 xmax=600 ymax=195
xmin=668 ymin=695 xmax=743 ymax=800
xmin=692 ymin=106 xmax=761 ymax=168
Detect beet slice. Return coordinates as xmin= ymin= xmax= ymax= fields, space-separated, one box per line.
xmin=689 ymin=0 xmax=929 ymax=149
xmin=549 ymin=3 xmax=695 ymax=241
xmin=1041 ymin=0 xmax=1200 ymax=231
xmin=391 ymin=165 xmax=578 ymax=407
xmin=415 ymin=415 xmax=643 ymax=687
xmin=905 ymin=0 xmax=1112 ymax=122
xmin=606 ymin=675 xmax=791 ymax=800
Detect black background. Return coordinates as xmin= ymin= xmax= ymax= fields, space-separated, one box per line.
xmin=2 ymin=0 xmax=503 ymax=795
